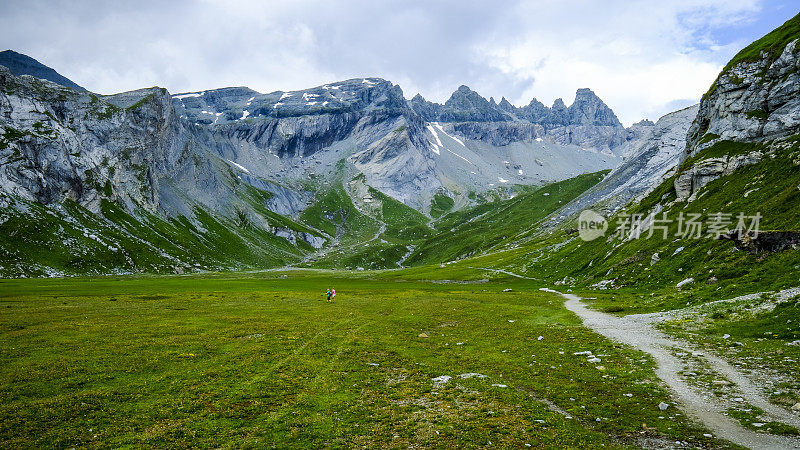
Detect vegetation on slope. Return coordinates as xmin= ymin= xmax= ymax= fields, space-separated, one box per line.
xmin=703 ymin=11 xmax=800 ymax=99
xmin=480 ymin=136 xmax=800 ymax=313
xmin=0 ymin=195 xmax=309 ymax=277
xmin=406 ymin=171 xmax=609 ymax=266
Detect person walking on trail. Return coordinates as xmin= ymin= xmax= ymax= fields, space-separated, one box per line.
xmin=326 ymin=288 xmax=332 ymax=302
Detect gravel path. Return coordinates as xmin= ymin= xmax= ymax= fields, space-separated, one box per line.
xmin=541 ymin=288 xmax=800 ymax=449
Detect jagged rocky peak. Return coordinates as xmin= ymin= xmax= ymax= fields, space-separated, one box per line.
xmin=409 ymin=84 xmax=624 ymax=135
xmin=634 ymin=119 xmax=656 ymax=127
xmin=498 ymin=97 xmax=515 ymax=112
xmin=517 ymin=97 xmax=548 ymax=122
xmin=409 ymin=93 xmax=441 ymax=121
xmin=0 ymin=49 xmax=86 ymax=91
xmin=443 ymin=85 xmax=491 ymax=111
xmin=569 ymin=88 xmax=622 ymax=127
xmin=432 ymin=85 xmax=508 ymax=122
xmin=550 ymin=98 xmax=570 ymax=125
xmin=626 ymin=118 xmax=658 ymax=143
xmin=686 ymin=12 xmax=800 ymax=154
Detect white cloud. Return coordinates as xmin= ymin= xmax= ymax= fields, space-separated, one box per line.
xmin=470 ymin=0 xmax=762 ymax=124
xmin=0 ymin=0 xmax=777 ymax=125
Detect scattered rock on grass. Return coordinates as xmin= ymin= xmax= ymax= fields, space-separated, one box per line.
xmin=458 ymin=373 xmax=487 ymax=379
xmin=659 ymin=402 xmax=669 ymax=411
xmin=650 ymin=253 xmax=660 ymax=265
xmin=432 ymin=375 xmax=452 ymax=386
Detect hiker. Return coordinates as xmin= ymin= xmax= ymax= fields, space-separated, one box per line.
xmin=331 ymin=288 xmax=336 ymax=301
xmin=326 ymin=288 xmax=332 ymax=302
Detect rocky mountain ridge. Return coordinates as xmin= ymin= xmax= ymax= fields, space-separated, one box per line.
xmin=409 ymin=85 xmax=629 ymax=154
xmin=0 ymin=50 xmax=86 ymax=91
xmin=0 ymin=53 xmax=631 ymax=276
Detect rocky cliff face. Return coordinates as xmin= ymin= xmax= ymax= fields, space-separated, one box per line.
xmin=674 ymin=150 xmax=764 ymax=201
xmin=0 ymin=67 xmax=181 ymax=213
xmin=687 ymin=15 xmax=800 ymax=155
xmin=677 ymin=13 xmax=800 ymax=200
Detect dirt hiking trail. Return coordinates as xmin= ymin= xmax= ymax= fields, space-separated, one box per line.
xmin=541 ymin=288 xmax=800 ymax=449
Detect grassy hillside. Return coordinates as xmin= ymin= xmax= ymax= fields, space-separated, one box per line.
xmin=300 ymin=170 xmax=608 ymax=271
xmin=0 ymin=197 xmax=311 ymax=277
xmin=480 ymin=136 xmax=800 ymax=313
xmin=406 ymin=171 xmax=609 ymax=266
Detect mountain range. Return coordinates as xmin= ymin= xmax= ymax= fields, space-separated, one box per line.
xmin=0 ymin=48 xmax=649 ymax=276
xmin=1 ymin=11 xmax=799 ymax=279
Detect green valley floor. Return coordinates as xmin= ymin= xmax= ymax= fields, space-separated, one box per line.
xmin=5 ymin=269 xmax=798 ymax=448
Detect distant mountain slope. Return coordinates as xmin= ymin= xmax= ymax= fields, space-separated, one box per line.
xmin=0 ymin=50 xmax=85 ymax=91
xmin=0 ymin=50 xmax=633 ymax=276
xmin=541 ymin=104 xmax=698 ymax=226
xmin=480 ymin=13 xmax=800 ymax=306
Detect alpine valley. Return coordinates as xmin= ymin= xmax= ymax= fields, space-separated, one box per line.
xmin=0 ymin=47 xmax=631 ymax=276
xmin=2 ymin=9 xmax=800 ymax=450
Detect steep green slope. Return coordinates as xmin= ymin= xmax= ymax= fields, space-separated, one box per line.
xmin=488 ymin=137 xmax=800 ymax=312
xmin=0 ymin=191 xmax=319 ymax=277
xmin=297 ymin=178 xmax=430 ymax=270
xmin=406 ymin=171 xmax=609 ymax=266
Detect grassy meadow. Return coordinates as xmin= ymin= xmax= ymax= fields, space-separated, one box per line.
xmin=0 ymin=270 xmax=722 ymax=448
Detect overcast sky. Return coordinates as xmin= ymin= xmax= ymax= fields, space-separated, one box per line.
xmin=1 ymin=0 xmax=797 ymax=125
